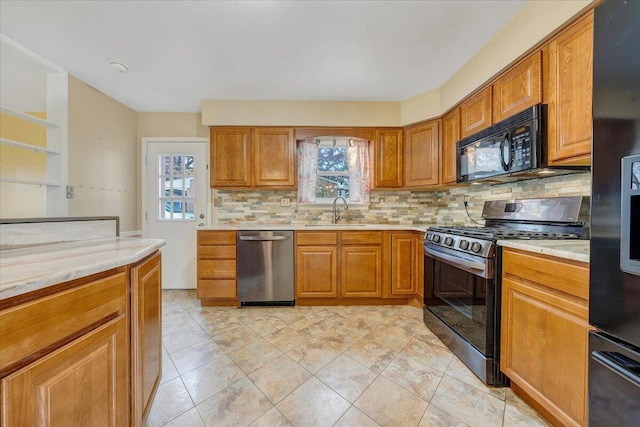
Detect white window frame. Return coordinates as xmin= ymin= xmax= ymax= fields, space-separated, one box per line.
xmin=315 ymin=139 xmax=350 ymax=204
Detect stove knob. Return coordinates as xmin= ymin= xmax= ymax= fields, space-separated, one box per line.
xmin=470 ymin=242 xmax=482 ymax=253
xmin=432 ymin=235 xmax=441 ymax=243
xmin=444 ymin=237 xmax=454 ymax=247
xmin=459 ymin=240 xmax=469 ymax=250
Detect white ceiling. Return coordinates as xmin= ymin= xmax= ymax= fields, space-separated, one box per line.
xmin=0 ymin=0 xmax=526 ymax=113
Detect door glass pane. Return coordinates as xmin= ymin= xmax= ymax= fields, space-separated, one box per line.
xmin=157 ymin=154 xmax=196 ymax=221
xmin=185 ymin=156 xmax=194 ymax=176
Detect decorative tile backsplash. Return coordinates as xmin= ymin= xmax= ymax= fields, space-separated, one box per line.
xmin=214 ymin=172 xmax=591 ymax=226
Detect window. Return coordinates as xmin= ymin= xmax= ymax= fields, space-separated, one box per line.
xmin=158 ymin=154 xmax=196 ymax=220
xmin=297 ymin=136 xmax=371 ymax=204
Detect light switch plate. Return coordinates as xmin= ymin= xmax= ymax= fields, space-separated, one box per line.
xmin=66 ymin=185 xmax=74 ymax=199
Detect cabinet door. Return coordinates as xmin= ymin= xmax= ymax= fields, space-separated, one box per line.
xmin=492 ymin=52 xmax=542 ymax=122
xmin=391 ymin=233 xmax=416 ymax=296
xmin=295 ymin=246 xmax=338 ymax=297
xmin=253 ymin=128 xmax=295 ymax=188
xmin=2 ymin=316 xmax=129 ymax=427
xmin=414 ymin=234 xmax=425 ymax=304
xmin=441 ymin=109 xmax=460 ymax=185
xmin=373 ymin=129 xmax=403 ymax=188
xmin=131 ymin=253 xmax=162 ymax=427
xmin=547 ymin=13 xmax=593 ymax=166
xmin=404 ymin=120 xmax=440 ymax=187
xmin=210 ymin=127 xmax=251 ymax=187
xmin=460 ymin=86 xmax=492 ymax=139
xmin=341 ymin=246 xmax=383 ymax=297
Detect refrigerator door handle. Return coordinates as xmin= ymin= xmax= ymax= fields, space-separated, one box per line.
xmin=592 ymin=350 xmax=640 ymax=387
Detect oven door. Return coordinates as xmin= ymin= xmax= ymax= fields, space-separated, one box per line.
xmin=424 ymin=248 xmax=495 ymax=357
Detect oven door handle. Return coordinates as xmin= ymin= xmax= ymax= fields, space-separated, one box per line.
xmin=424 ymin=245 xmax=487 ymax=273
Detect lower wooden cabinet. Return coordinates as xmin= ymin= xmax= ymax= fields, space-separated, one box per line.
xmin=341 ymin=245 xmax=382 ymax=297
xmin=295 ymin=245 xmax=339 ymax=297
xmin=197 ymin=231 xmax=237 ymax=303
xmin=501 ymin=248 xmax=590 ymax=427
xmin=391 ymin=233 xmax=417 ymax=296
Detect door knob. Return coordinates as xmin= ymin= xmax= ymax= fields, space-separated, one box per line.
xmin=199 ymin=214 xmax=205 ymax=219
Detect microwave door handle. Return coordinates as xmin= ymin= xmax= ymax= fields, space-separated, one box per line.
xmin=500 ymin=133 xmax=511 ymax=171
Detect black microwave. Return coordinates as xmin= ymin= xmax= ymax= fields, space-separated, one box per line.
xmin=456 ymin=104 xmax=585 ymax=183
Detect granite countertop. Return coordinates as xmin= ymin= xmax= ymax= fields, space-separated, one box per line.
xmin=497 ymin=239 xmax=590 ymax=263
xmin=0 ymin=237 xmax=165 ymax=300
xmin=199 ymin=224 xmax=430 ymax=232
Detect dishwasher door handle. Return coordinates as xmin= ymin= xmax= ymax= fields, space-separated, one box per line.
xmin=238 ymin=235 xmax=291 ymax=241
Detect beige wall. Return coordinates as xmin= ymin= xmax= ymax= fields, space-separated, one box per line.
xmin=67 ymin=76 xmax=138 ymax=231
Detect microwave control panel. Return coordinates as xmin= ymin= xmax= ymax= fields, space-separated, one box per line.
xmin=510 ymin=125 xmax=532 ymax=171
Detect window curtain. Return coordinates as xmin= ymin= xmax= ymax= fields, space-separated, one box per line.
xmin=347 ymin=138 xmax=371 ymax=203
xmin=297 ymin=138 xmax=320 ymax=203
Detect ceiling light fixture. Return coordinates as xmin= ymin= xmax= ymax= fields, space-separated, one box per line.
xmin=110 ymin=61 xmax=128 ymax=73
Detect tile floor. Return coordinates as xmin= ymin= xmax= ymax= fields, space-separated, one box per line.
xmin=147 ymin=290 xmax=549 ymax=427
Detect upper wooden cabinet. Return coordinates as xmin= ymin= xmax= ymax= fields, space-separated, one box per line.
xmin=373 ymin=128 xmax=403 ymax=188
xmin=441 ymin=109 xmax=460 ymax=185
xmin=210 ymin=127 xmax=295 ymax=188
xmin=253 ymin=128 xmax=296 ymax=188
xmin=492 ymin=52 xmax=542 ymax=122
xmin=404 ymin=120 xmax=440 ymax=188
xmin=459 ymin=86 xmax=492 ymax=139
xmin=546 ymin=12 xmax=593 ymax=166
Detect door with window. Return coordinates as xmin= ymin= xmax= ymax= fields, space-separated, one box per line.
xmin=144 ymin=139 xmax=208 ymax=289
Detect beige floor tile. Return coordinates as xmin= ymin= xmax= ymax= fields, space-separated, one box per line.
xmin=160 ymin=346 xmax=180 ymax=384
xmin=227 ymin=338 xmax=283 ymax=374
xmin=402 ymin=337 xmax=453 ymax=372
xmin=413 ymin=328 xmax=448 ymax=349
xmin=365 ymin=324 xmax=416 ymax=352
xmin=264 ymin=325 xmax=312 ymax=352
xmin=181 ymin=355 xmax=246 ymax=404
xmin=160 ymin=407 xmax=205 ymax=427
xmin=334 ymin=406 xmax=381 ymax=427
xmin=145 ymin=377 xmax=194 ymax=427
xmin=418 ymin=404 xmax=469 ymax=427
xmin=287 ymin=338 xmax=341 ymax=374
xmin=445 ymin=356 xmax=507 ymax=401
xmin=332 ymin=316 xmax=376 ymax=336
xmin=199 ymin=316 xmax=244 ymax=336
xmin=315 ymin=328 xmax=363 ymax=352
xmin=354 ymin=376 xmax=428 ymax=427
xmin=197 ymin=377 xmax=273 ymax=427
xmin=246 ymin=315 xmax=290 ymax=337
xmin=381 ymin=353 xmax=444 ymax=401
xmin=503 ymin=388 xmax=550 ymax=426
xmin=397 ymin=305 xmax=425 ymax=321
xmin=169 ymin=339 xmax=226 ymax=375
xmin=293 ymin=317 xmax=338 ymax=337
xmin=163 ymin=325 xmax=210 ymax=353
xmin=430 ymin=375 xmax=506 ymax=427
xmin=271 ymin=308 xmax=312 ymax=325
xmin=316 ymin=354 xmax=378 ymax=403
xmin=249 ymin=407 xmax=293 ymax=427
xmin=277 ymin=377 xmax=351 ymax=427
xmin=249 ymin=354 xmax=312 ymax=404
xmin=343 ymin=338 xmax=396 ymax=373
xmin=211 ymin=325 xmax=261 ymax=352
xmin=163 ymin=315 xmax=202 ymax=337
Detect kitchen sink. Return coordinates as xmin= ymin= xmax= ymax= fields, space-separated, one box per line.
xmin=304 ymin=224 xmax=368 ymax=227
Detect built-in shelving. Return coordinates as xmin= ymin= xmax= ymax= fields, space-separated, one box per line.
xmin=0 ymin=105 xmax=60 ymax=128
xmin=0 ymin=137 xmax=60 ymax=155
xmin=0 ymin=178 xmax=61 ymax=187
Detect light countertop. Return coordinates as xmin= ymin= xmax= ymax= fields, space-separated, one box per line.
xmin=0 ymin=237 xmax=165 ymax=300
xmin=200 ymin=224 xmax=430 ymax=232
xmin=497 ymin=239 xmax=589 ymax=263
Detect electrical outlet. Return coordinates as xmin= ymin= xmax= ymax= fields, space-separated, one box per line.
xmin=281 ymin=198 xmax=291 ymax=207
xmin=66 ymin=185 xmax=74 ymax=199
xmin=379 ymin=197 xmax=385 ymax=205
xmin=464 ymin=195 xmax=470 ymax=204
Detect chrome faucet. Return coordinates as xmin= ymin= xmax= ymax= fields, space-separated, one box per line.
xmin=332 ymin=196 xmax=348 ymax=224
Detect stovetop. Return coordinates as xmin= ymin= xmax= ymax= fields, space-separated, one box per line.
xmin=427 ymin=225 xmax=581 ymax=241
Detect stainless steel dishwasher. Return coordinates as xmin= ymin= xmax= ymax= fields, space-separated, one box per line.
xmin=237 ymin=230 xmax=294 ymax=306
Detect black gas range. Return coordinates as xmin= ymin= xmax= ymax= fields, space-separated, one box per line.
xmin=423 ymin=196 xmax=589 ymax=386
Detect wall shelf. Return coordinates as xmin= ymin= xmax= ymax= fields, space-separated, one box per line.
xmin=0 ymin=178 xmax=61 ymax=187
xmin=0 ymin=137 xmax=60 ymax=155
xmin=0 ymin=105 xmax=60 ymax=128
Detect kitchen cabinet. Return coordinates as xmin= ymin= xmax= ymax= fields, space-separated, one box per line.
xmin=210 ymin=127 xmax=295 ymax=188
xmin=459 ymin=86 xmax=492 ymax=139
xmin=414 ymin=233 xmax=425 ymax=304
xmin=373 ymin=128 xmax=403 ymax=188
xmin=0 ymin=269 xmax=130 ymax=426
xmin=501 ymin=248 xmax=590 ymax=427
xmin=390 ymin=232 xmax=417 ymax=296
xmin=546 ymin=12 xmax=593 ymax=166
xmin=295 ymin=232 xmax=339 ymax=298
xmin=130 ymin=252 xmax=162 ymax=427
xmin=441 ymin=109 xmax=460 ymax=185
xmin=492 ymin=52 xmax=542 ymax=123
xmin=341 ymin=232 xmax=383 ymax=297
xmin=404 ymin=120 xmax=440 ymax=188
xmin=197 ymin=230 xmax=238 ymax=304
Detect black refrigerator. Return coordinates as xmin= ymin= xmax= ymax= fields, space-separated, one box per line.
xmin=589 ymin=1 xmax=640 ymax=425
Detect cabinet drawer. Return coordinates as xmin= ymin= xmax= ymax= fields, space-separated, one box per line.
xmin=340 ymin=231 xmax=382 ymax=245
xmin=0 ymin=271 xmax=127 ymax=373
xmin=502 ymin=249 xmax=588 ymax=300
xmin=198 ymin=280 xmax=237 ymax=299
xmin=198 ymin=231 xmax=236 ymax=246
xmin=198 ymin=259 xmax=236 ymax=279
xmin=296 ymin=232 xmax=338 ymax=246
xmin=198 ymin=245 xmax=236 ymax=259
